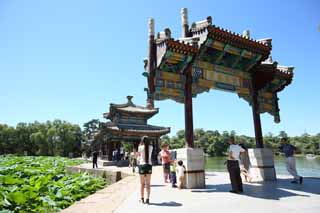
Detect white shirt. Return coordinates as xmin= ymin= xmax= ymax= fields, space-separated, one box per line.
xmin=229 ymin=144 xmax=245 ymax=161
xmin=138 ymin=145 xmax=153 ymax=165
xmin=176 ymin=165 xmax=185 ymax=177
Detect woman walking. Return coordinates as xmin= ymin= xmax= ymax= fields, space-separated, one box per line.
xmin=137 ymin=136 xmax=153 ymax=204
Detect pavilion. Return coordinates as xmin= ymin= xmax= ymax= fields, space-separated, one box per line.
xmin=96 ymin=96 xmax=170 ymax=163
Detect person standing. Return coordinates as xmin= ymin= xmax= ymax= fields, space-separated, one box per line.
xmin=112 ymin=149 xmax=117 ymax=162
xmin=92 ymin=151 xmax=98 ymax=169
xmin=137 ymin=136 xmax=153 ymax=204
xmin=227 ymin=136 xmax=245 ymax=193
xmin=120 ymin=146 xmax=124 ymax=160
xmin=159 ymin=144 xmax=171 ymax=183
xmin=129 ymin=148 xmax=137 ymax=173
xmin=279 ymin=137 xmax=303 ymax=184
xmin=170 ymin=160 xmax=177 ymax=188
xmin=176 ymin=160 xmax=186 ymax=189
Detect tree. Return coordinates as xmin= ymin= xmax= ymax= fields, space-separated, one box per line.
xmin=278 ymin=131 xmax=288 ymax=139
xmin=83 ymin=119 xmax=101 ymax=154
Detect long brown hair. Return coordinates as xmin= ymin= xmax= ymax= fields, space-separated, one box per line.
xmin=141 ymin=136 xmax=149 ymax=163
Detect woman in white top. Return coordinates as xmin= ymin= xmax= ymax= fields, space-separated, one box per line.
xmin=137 ymin=136 xmax=153 ymax=204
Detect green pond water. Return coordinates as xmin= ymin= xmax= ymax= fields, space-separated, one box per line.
xmin=205 ymin=156 xmax=320 ymax=177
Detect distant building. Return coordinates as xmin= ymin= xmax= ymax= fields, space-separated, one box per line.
xmin=96 ymin=96 xmax=170 ymax=164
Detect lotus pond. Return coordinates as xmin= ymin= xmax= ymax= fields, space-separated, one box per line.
xmin=0 ymin=156 xmax=107 ymax=213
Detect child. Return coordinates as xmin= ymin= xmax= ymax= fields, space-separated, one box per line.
xmin=176 ymin=160 xmax=186 ymax=189
xmin=170 ymin=161 xmax=177 ymax=188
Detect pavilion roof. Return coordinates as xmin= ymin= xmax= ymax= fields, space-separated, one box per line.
xmin=104 ymin=96 xmax=159 ymax=120
xmin=102 ymin=122 xmax=170 ymax=138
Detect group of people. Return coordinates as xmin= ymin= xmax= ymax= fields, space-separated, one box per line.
xmin=134 ymin=137 xmax=186 ymax=204
xmin=159 ymin=143 xmax=186 ymax=189
xmin=93 ymin=135 xmax=304 ymax=203
xmin=112 ymin=147 xmax=128 ymax=161
xmin=226 ymin=136 xmax=303 ymax=194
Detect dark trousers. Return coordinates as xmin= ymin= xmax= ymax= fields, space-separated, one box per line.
xmin=227 ymin=160 xmax=243 ymax=192
xmin=93 ymin=161 xmax=98 ymax=168
xmin=170 ymin=172 xmax=177 ymax=186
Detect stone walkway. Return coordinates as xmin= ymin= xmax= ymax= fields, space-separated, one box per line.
xmin=115 ymin=167 xmax=320 ymax=213
xmin=63 ymin=165 xmax=320 ymax=213
xmin=62 ymin=173 xmax=138 ymax=213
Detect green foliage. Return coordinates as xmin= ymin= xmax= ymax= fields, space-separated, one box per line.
xmin=0 ymin=120 xmax=82 ymax=157
xmin=163 ymin=129 xmax=320 ymax=156
xmin=82 ymin=119 xmax=102 ymax=157
xmin=0 ymin=156 xmax=106 ymax=212
xmin=1 ymin=119 xmax=319 ymax=158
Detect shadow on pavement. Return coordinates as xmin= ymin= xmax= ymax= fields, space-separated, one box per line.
xmin=151 ymin=184 xmax=166 ymax=187
xmin=149 ymin=201 xmax=182 ymax=207
xmin=191 ymin=177 xmax=320 ymax=200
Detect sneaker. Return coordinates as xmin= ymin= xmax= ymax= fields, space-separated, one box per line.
xmin=299 ymin=176 xmax=303 ymax=184
xmin=145 ymin=198 xmax=149 ymax=204
xmin=291 ymin=180 xmax=298 ymax=184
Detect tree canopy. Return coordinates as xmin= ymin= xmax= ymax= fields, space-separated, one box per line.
xmin=162 ymin=128 xmax=320 ymax=157
xmin=0 ymin=120 xmax=82 ymax=157
xmin=1 ymin=121 xmax=319 ymax=157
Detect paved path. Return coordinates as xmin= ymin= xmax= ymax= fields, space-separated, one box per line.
xmin=62 ymin=174 xmax=138 ymax=213
xmin=115 ymin=166 xmax=320 ymax=213
xmin=62 ymin=163 xmax=138 ymax=213
xmin=63 ymin=165 xmax=320 ymax=213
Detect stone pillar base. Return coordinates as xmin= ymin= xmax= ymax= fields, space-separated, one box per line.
xmin=176 ymin=148 xmax=206 ymax=189
xmin=248 ymin=148 xmax=277 ymax=181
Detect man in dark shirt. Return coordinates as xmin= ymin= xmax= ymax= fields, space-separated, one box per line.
xmin=92 ymin=151 xmax=98 ymax=169
xmin=279 ymin=137 xmax=303 ymax=184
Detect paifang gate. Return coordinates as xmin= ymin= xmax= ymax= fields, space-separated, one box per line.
xmin=143 ymin=8 xmax=294 ymax=148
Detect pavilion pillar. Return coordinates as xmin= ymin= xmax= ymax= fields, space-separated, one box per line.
xmin=107 ymin=141 xmax=113 ymax=161
xmin=116 ymin=142 xmax=120 ymax=161
xmin=154 ymin=138 xmax=160 ymax=165
xmin=251 ymin=81 xmax=264 ymax=148
xmin=147 ymin=18 xmax=156 ymax=108
xmin=155 ymin=138 xmax=160 ymax=154
xmin=248 ymin=78 xmax=276 ymax=181
xmin=184 ymin=65 xmax=194 ymax=148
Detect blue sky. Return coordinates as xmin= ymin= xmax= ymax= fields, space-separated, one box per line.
xmin=0 ymin=0 xmax=319 ymax=136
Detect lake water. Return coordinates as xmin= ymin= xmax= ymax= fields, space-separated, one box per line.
xmin=205 ymin=156 xmax=320 ymax=177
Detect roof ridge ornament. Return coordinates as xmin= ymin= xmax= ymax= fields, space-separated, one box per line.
xmin=157 ymin=28 xmax=171 ymax=39
xmin=243 ymin=29 xmax=250 ymax=39
xmin=257 ymin=38 xmax=272 ymax=47
xmin=127 ymin=95 xmax=134 ymax=105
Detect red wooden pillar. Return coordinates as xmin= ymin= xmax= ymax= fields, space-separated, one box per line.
xmin=184 ymin=66 xmax=194 ymax=148
xmin=147 ymin=18 xmax=156 ymax=108
xmin=251 ymin=79 xmax=264 ymax=148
